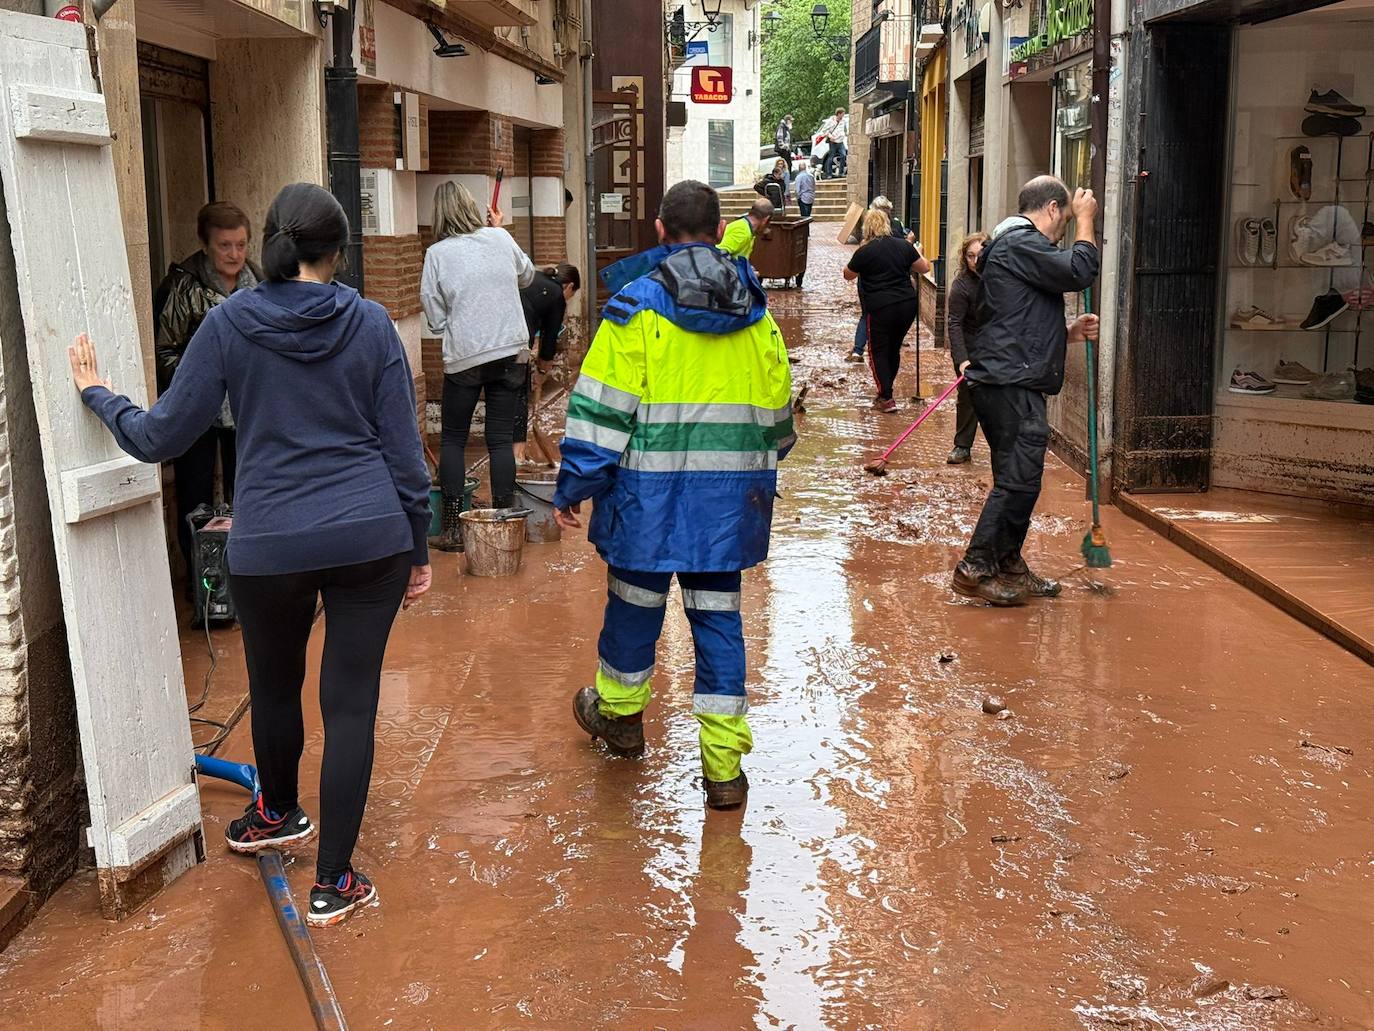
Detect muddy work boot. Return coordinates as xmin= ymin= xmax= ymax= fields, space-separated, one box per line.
xmin=703 ymin=772 xmax=749 ymax=811
xmin=572 ymin=687 xmax=645 ymax=757
xmin=951 ymin=561 xmax=1027 ymax=607
xmin=429 ymin=495 xmax=465 ymax=553
xmin=999 ymin=557 xmax=1061 ymax=598
xmin=946 ymin=446 xmax=972 ymax=465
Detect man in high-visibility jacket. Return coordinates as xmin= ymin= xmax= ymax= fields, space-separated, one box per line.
xmin=553 ymin=180 xmax=795 ymax=811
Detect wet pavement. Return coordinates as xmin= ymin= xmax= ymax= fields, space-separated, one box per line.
xmin=3 ymin=233 xmax=1374 ymax=1030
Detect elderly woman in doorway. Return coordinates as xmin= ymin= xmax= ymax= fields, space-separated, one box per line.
xmin=70 ymin=182 xmax=433 ymax=928
xmin=421 ymin=181 xmax=536 ymax=551
xmin=152 ymin=201 xmax=261 ymax=598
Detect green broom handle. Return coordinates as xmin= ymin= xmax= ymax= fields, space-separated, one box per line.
xmin=1084 ymin=287 xmax=1101 ymax=527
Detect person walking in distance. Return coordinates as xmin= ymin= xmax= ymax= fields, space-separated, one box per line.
xmin=844 ymin=209 xmax=931 ymax=413
xmin=553 ymin=181 xmax=795 ymax=811
xmin=70 ymin=183 xmax=433 ymax=926
xmin=794 ymin=164 xmax=816 ymax=219
xmin=422 ymin=182 xmax=536 ymax=550
xmin=945 ymin=231 xmax=989 ymax=464
xmin=952 ymin=176 xmax=1100 ymax=606
xmin=515 ymin=263 xmax=581 ymax=467
xmin=774 ymin=113 xmax=795 ymax=168
xmin=819 ymin=107 xmax=848 ymax=179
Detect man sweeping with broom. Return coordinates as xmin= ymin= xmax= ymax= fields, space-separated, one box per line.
xmin=951 ymin=176 xmax=1100 ymax=607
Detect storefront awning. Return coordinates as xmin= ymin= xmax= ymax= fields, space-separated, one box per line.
xmin=1145 ymin=0 xmax=1341 ymax=23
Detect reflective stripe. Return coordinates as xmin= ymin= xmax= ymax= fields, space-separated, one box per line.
xmin=608 ymin=574 xmax=668 ymax=608
xmin=565 ymin=417 xmax=631 ymax=452
xmin=639 ymin=401 xmax=778 ymax=426
xmin=771 ymin=402 xmax=794 ymax=422
xmin=620 ymin=450 xmax=778 ymax=473
xmin=681 ymin=589 xmax=741 ymax=612
xmin=692 ymin=694 xmax=749 ymax=716
xmin=599 ymin=658 xmax=655 ymax=686
xmin=574 ymin=374 xmax=639 ymax=414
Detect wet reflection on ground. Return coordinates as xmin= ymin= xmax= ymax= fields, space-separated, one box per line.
xmin=2 ymin=233 xmax=1373 ymax=1029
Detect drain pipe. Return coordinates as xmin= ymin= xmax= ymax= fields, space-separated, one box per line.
xmin=582 ymin=0 xmax=595 ymax=327
xmin=195 ymin=756 xmax=347 ymax=1030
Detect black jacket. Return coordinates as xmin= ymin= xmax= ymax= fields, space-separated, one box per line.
xmin=774 ymin=119 xmax=792 ymax=153
xmin=520 ymin=271 xmax=567 ymax=362
xmin=967 ymin=217 xmax=1098 ymax=395
xmin=946 ymin=272 xmax=979 ymax=369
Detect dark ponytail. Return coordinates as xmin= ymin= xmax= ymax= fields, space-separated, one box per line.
xmin=543 ymin=262 xmax=582 ymax=293
xmin=262 ymin=183 xmax=350 ymax=282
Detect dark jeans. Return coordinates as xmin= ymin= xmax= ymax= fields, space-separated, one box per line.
xmin=953 ymin=375 xmax=978 ymax=451
xmin=229 ymin=551 xmax=410 ymax=884
xmin=852 ymin=317 xmax=867 ymax=356
xmin=174 ymin=426 xmax=236 ymax=579
xmin=866 ymin=298 xmax=918 ymax=401
xmin=798 ymin=200 xmax=813 ymax=218
xmin=825 ymin=143 xmax=847 ymax=178
xmin=441 ymin=356 xmax=523 ymax=507
xmin=962 ymin=385 xmax=1049 ymax=576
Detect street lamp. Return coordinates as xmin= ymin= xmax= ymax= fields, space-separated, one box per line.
xmin=811 ymin=2 xmax=830 ymax=36
xmin=810 ymin=2 xmax=849 ymax=63
xmin=666 ymin=0 xmax=726 ymax=50
xmin=763 ymin=9 xmax=783 ymax=33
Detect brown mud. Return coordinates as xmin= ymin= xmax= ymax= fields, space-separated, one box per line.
xmin=2 ymin=235 xmax=1373 ymax=1029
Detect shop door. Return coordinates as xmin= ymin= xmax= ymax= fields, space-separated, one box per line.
xmin=592 ymin=90 xmax=643 ymax=304
xmin=1117 ymin=25 xmax=1231 ymax=493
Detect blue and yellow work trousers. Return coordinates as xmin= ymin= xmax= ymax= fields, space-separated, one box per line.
xmin=595 ymin=567 xmax=753 ymax=782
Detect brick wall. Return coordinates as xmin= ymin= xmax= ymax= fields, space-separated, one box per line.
xmin=359 ymin=84 xmax=398 ymax=169
xmin=531 ymin=128 xmax=564 ymax=177
xmin=532 ymin=217 xmax=565 ymax=266
xmin=362 ymin=233 xmax=422 ymax=321
xmin=422 ymin=335 xmax=443 ymax=408
xmin=428 ymin=111 xmax=514 ymax=177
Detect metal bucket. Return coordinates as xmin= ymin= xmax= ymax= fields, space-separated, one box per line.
xmin=428 ymin=477 xmax=480 ymax=536
xmin=515 ymin=472 xmax=561 ymax=543
xmin=459 ymin=508 xmax=530 ymax=576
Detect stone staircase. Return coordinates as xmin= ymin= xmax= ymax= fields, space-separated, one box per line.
xmin=719 ymin=175 xmax=850 ymax=221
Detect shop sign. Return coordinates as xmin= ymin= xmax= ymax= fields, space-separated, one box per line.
xmin=952 ymin=0 xmax=988 ymax=59
xmin=53 ymin=5 xmax=82 ymax=21
xmin=599 ymin=192 xmax=626 ymax=214
xmin=1009 ymin=0 xmax=1092 ymax=64
xmin=397 ymin=91 xmax=429 ymax=172
xmin=690 ymin=66 xmax=732 ymax=104
xmin=865 ymin=111 xmax=904 ymax=139
xmin=685 ymin=40 xmax=709 ymax=61
xmin=358 ymin=0 xmax=376 ymax=77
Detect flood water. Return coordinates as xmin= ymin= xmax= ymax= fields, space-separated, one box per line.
xmin=2 ymin=233 xmax=1373 ymax=1030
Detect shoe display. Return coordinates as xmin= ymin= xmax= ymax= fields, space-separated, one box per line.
xmin=1305 ymin=88 xmax=1367 ymax=117
xmin=1235 ymin=217 xmax=1262 ymax=265
xmin=951 ymin=562 xmax=1027 ymax=606
xmin=1289 ymin=145 xmax=1312 ymax=201
xmin=226 ymin=796 xmax=316 ymax=853
xmin=1228 ymin=368 xmax=1277 ymax=395
xmin=1302 ymin=370 xmax=1357 ymax=401
xmin=1298 ymin=241 xmax=1354 ymax=267
xmin=1258 ymin=217 xmax=1278 ymax=266
xmin=1300 ymin=288 xmax=1349 ymax=330
xmin=1351 ymin=366 xmax=1374 ymax=393
xmin=1272 ymin=358 xmax=1320 ymax=384
xmin=946 ymin=446 xmax=972 ymax=465
xmin=572 ymin=686 xmax=646 ymax=757
xmin=307 ymin=868 xmax=378 ymax=927
xmin=1343 ymin=286 xmax=1374 ymax=311
xmin=1229 ymin=306 xmax=1288 ymax=329
xmin=1301 ymin=112 xmax=1362 ymax=137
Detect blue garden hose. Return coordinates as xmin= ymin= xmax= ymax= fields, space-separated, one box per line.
xmin=193 ymin=753 xmax=259 ymax=796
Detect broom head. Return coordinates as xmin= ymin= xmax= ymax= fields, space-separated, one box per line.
xmin=1081 ymin=525 xmax=1113 ymax=568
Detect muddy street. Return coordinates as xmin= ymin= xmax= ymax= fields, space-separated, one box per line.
xmin=2 ymin=233 xmax=1373 ymax=1030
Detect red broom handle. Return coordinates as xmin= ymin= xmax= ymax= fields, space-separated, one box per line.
xmin=877 ymin=375 xmax=966 ymax=463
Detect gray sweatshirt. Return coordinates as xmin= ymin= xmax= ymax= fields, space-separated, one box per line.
xmin=421 ymin=227 xmax=535 ymax=374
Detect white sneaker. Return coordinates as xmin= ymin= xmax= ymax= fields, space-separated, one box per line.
xmin=1235 ymin=218 xmax=1261 ymax=266
xmin=1298 ymin=241 xmax=1354 ymax=266
xmin=1289 ymin=214 xmax=1324 ymax=264
xmin=1229 ymin=306 xmax=1286 ymax=329
xmin=1258 ymin=218 xmax=1277 ymax=266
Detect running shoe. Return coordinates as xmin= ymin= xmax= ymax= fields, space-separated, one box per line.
xmin=1234 ymin=217 xmax=1261 ymax=266
xmin=1228 ymin=368 xmax=1277 ymax=395
xmin=307 ymin=868 xmax=378 ymax=927
xmin=1305 ymin=88 xmax=1366 ymax=117
xmin=1258 ymin=217 xmax=1277 ymax=266
xmin=1230 ymin=306 xmax=1286 ymax=329
xmin=1300 ymin=288 xmax=1349 ymax=330
xmin=1301 ymin=112 xmax=1362 ymax=137
xmin=1298 ymin=241 xmax=1354 ymax=267
xmin=226 ymin=796 xmax=316 ymax=853
xmin=877 ymin=398 xmax=899 ymax=414
xmin=1302 ymin=371 xmax=1356 ymax=401
xmin=1272 ymin=358 xmax=1320 ymax=384
xmin=844 ymin=352 xmax=863 ymax=363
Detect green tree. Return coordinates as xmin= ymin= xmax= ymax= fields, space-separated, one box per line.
xmin=759 ymin=0 xmax=852 ymax=148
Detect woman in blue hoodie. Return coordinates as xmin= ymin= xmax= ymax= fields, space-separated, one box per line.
xmin=69 ymin=183 xmax=431 ymax=928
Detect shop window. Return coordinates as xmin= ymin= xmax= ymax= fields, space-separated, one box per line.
xmin=708 ymin=119 xmax=735 ymax=187
xmin=707 ymin=14 xmax=733 ymax=65
xmin=1052 ymin=61 xmax=1092 ymax=220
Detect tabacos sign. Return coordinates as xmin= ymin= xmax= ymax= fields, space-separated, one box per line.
xmin=690 ymin=66 xmax=732 ymax=104
xmin=1010 ymin=0 xmax=1092 ymax=63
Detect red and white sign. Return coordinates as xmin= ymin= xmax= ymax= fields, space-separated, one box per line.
xmin=690 ymin=65 xmax=732 ymax=104
xmin=54 ymin=5 xmax=82 ymax=21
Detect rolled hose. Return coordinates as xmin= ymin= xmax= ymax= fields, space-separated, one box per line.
xmin=194 ymin=755 xmax=347 ymax=1030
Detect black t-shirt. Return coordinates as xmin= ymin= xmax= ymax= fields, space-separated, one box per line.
xmin=520 ymin=272 xmax=567 ymax=362
xmin=847 ymin=236 xmax=920 ymax=312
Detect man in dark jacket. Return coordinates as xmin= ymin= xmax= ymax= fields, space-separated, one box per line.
xmin=952 ymin=176 xmax=1100 ymax=606
xmin=774 ymin=114 xmax=794 ymax=164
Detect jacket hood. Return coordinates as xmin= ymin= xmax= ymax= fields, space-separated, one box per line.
xmin=602 ymin=243 xmax=768 ymax=335
xmin=219 ymin=279 xmax=366 ymax=362
xmin=990 ymin=214 xmax=1035 ymax=239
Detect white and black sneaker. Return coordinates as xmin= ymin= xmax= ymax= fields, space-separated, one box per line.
xmin=308 ymin=868 xmax=378 ymax=927
xmin=1234 ymin=217 xmax=1261 ymax=266
xmin=1301 ymin=288 xmax=1350 ymax=330
xmin=226 ymin=796 xmax=316 ymax=853
xmin=1305 ymin=88 xmax=1366 ymax=117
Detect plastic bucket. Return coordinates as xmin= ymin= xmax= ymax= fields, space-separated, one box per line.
xmin=428 ymin=477 xmax=480 ymax=536
xmin=515 ymin=473 xmax=561 ymax=543
xmin=459 ymin=508 xmax=530 ymax=576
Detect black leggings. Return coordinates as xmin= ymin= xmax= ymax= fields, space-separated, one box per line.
xmin=229 ymin=551 xmax=410 ymax=883
xmin=441 ymin=356 xmax=523 ymax=507
xmin=866 ymin=298 xmax=919 ymax=401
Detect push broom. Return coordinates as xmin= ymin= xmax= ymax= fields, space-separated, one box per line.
xmin=863 ymin=376 xmax=964 ymax=476
xmin=1080 ymin=286 xmax=1112 ymax=567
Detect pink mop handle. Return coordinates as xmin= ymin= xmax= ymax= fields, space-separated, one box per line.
xmin=878 ymin=375 xmax=966 ymax=463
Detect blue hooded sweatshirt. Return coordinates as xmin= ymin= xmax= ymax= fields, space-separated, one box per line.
xmin=81 ymin=279 xmax=431 ymax=576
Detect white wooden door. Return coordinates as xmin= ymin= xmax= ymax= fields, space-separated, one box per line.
xmin=0 ymin=10 xmax=201 ymax=914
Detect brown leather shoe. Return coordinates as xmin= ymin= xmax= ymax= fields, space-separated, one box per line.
xmin=572 ymin=687 xmax=645 ymax=757
xmin=704 ymin=772 xmax=749 ymax=810
xmin=951 ymin=562 xmax=1027 ymax=607
xmin=999 ymin=560 xmax=1061 ymax=598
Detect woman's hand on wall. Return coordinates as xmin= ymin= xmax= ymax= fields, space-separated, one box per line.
xmin=68 ymin=333 xmax=112 ymax=393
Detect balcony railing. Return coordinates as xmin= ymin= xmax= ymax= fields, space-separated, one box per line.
xmin=854 ymin=22 xmax=882 ymax=99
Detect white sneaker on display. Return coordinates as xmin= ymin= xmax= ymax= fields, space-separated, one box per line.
xmin=1235 ymin=218 xmax=1261 ymax=266
xmin=1258 ymin=217 xmax=1277 ymax=266
xmin=1298 ymin=241 xmax=1354 ymax=267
